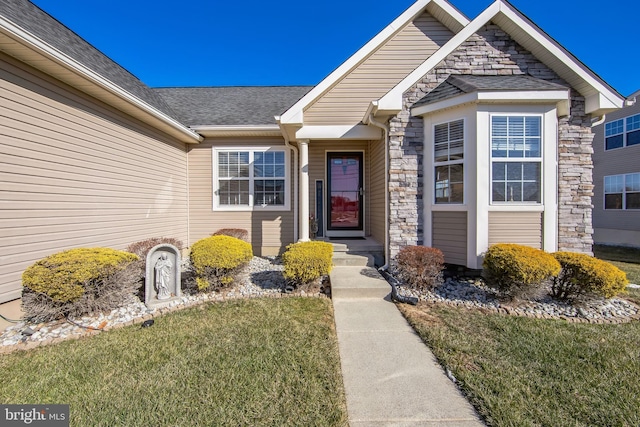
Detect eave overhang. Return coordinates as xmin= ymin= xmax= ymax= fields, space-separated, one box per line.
xmin=411 ymin=89 xmax=571 ymax=116
xmin=0 ymin=16 xmax=202 ymax=144
xmin=190 ymin=125 xmax=283 ymax=138
xmin=377 ymin=0 xmax=624 ymax=118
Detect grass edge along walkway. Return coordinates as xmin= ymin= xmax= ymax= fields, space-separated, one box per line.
xmin=0 ymin=297 xmax=348 ymax=427
xmin=399 ymin=303 xmax=640 ymax=427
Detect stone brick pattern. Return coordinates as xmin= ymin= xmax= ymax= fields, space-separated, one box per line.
xmin=387 ymin=24 xmax=594 ymax=259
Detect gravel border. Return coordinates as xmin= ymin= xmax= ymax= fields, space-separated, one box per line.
xmin=389 ymin=270 xmax=640 ymax=323
xmin=0 ymin=257 xmax=325 ymax=353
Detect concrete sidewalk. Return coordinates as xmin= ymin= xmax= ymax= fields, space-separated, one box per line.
xmin=330 ymin=264 xmax=484 ymax=426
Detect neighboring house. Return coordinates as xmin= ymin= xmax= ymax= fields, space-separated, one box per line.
xmin=592 ymin=90 xmax=640 ymax=247
xmin=0 ymin=0 xmax=625 ymax=303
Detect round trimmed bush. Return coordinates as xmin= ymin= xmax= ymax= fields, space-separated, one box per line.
xmin=393 ymin=246 xmax=445 ymax=291
xmin=552 ymin=251 xmax=628 ymax=301
xmin=22 ymin=247 xmax=139 ymax=321
xmin=282 ymin=241 xmax=333 ymax=288
xmin=482 ymin=243 xmax=561 ymax=299
xmin=190 ymin=235 xmax=253 ymax=291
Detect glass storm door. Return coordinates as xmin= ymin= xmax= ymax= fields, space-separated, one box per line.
xmin=327 ymin=152 xmax=363 ymax=231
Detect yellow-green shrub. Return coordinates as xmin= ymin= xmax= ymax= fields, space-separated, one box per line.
xmin=190 ymin=235 xmax=253 ymax=291
xmin=552 ymin=251 xmax=628 ymax=301
xmin=21 ymin=247 xmax=139 ymax=321
xmin=482 ymin=243 xmax=561 ymax=298
xmin=282 ymin=241 xmax=333 ymax=288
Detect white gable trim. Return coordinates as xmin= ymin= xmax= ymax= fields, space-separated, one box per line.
xmin=279 ymin=0 xmax=469 ymax=125
xmin=377 ymin=0 xmax=624 ymax=116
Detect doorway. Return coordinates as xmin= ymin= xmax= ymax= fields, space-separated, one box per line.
xmin=326 ymin=152 xmax=364 ymax=236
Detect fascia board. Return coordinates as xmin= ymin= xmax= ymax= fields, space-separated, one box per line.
xmin=295 ymin=125 xmax=381 ymax=140
xmin=0 ymin=17 xmax=203 ymax=144
xmin=493 ymin=1 xmax=624 ymax=113
xmin=190 ymin=125 xmax=283 ymax=138
xmin=412 ymin=89 xmax=570 ymax=116
xmin=279 ymin=0 xmax=469 ymax=125
xmin=379 ymin=0 xmax=624 ymax=114
xmin=377 ymin=2 xmax=502 ymax=112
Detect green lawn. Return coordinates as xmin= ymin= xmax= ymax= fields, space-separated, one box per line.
xmin=399 ymin=303 xmax=640 ymax=427
xmin=0 ymin=298 xmax=348 ymax=427
xmin=594 ymin=244 xmax=640 ymax=304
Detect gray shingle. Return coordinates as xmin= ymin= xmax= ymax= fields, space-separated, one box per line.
xmin=153 ymin=86 xmax=313 ymax=126
xmin=414 ymin=74 xmax=569 ymax=107
xmin=1 ymin=0 xmax=180 ymax=121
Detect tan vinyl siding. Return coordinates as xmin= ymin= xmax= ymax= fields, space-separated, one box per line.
xmin=308 ymin=141 xmax=370 ymax=234
xmin=188 ymin=139 xmax=294 ymax=255
xmin=432 ymin=211 xmax=467 ymax=265
xmin=592 ymin=101 xmax=640 ymax=240
xmin=488 ymin=211 xmax=543 ymax=249
xmin=0 ymin=53 xmax=188 ymax=303
xmin=304 ymin=12 xmax=453 ymax=125
xmin=368 ymin=139 xmax=386 ymax=244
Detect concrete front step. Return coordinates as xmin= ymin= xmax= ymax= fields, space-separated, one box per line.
xmin=332 ymin=252 xmax=374 ymax=267
xmin=330 ymin=266 xmax=390 ymax=299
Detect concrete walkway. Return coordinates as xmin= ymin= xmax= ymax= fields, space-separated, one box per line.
xmin=330 ymin=260 xmax=484 ymax=426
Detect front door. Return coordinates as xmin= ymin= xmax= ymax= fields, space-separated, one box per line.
xmin=327 ymin=152 xmax=364 ymax=235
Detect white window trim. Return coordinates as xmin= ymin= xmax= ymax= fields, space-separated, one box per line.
xmin=489 ymin=113 xmax=543 ymax=205
xmin=212 ymin=147 xmax=291 ymax=212
xmin=604 ymin=172 xmax=640 ymax=210
xmin=605 ymin=113 xmax=640 ymax=151
xmin=433 ymin=118 xmax=465 ymax=204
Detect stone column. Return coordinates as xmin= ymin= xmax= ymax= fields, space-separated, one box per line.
xmin=299 ymin=140 xmax=310 ymax=241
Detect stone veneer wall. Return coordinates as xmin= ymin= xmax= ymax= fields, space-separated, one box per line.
xmin=387 ymin=23 xmax=594 ymax=259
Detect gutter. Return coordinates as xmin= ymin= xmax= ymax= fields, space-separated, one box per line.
xmin=0 ymin=17 xmax=202 ymax=144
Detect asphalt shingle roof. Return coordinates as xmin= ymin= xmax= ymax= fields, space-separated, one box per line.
xmin=153 ymin=86 xmax=313 ymax=126
xmin=414 ymin=74 xmax=569 ymax=107
xmin=0 ymin=0 xmax=180 ymax=121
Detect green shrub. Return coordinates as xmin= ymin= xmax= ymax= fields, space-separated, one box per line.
xmin=21 ymin=247 xmax=139 ymax=321
xmin=394 ymin=246 xmax=445 ymax=291
xmin=552 ymin=251 xmax=628 ymax=301
xmin=282 ymin=241 xmax=333 ymax=288
xmin=482 ymin=243 xmax=561 ymax=299
xmin=190 ymin=235 xmax=253 ymax=291
xmin=212 ymin=228 xmax=249 ymax=242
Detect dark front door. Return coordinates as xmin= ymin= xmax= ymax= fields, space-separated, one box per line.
xmin=327 ymin=152 xmax=363 ymax=232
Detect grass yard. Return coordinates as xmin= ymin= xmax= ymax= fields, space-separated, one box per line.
xmin=0 ymin=298 xmax=348 ymax=427
xmin=399 ymin=303 xmax=640 ymax=427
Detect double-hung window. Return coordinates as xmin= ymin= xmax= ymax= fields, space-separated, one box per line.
xmin=604 ymin=173 xmax=640 ymax=209
xmin=433 ymin=119 xmax=464 ymax=203
xmin=491 ymin=115 xmax=542 ymax=203
xmin=214 ymin=149 xmax=288 ymax=209
xmin=605 ymin=114 xmax=640 ymax=150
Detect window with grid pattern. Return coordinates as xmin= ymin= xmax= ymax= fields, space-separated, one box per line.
xmin=605 ymin=173 xmax=640 ymax=209
xmin=433 ymin=119 xmax=464 ymax=203
xmin=491 ymin=116 xmax=542 ymax=203
xmin=215 ymin=149 xmax=287 ymax=208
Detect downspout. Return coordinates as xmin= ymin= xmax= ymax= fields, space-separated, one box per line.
xmin=277 ymin=121 xmax=299 ymax=243
xmin=367 ymin=112 xmax=391 ymax=270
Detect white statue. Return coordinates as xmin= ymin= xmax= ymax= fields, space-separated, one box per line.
xmin=154 ymin=253 xmax=172 ymax=300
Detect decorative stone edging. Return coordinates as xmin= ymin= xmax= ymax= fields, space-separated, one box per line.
xmin=0 ymin=291 xmax=328 ymax=355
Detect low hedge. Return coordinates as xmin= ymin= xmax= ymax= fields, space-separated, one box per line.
xmin=190 ymin=235 xmax=253 ymax=291
xmin=483 ymin=243 xmax=561 ymax=299
xmin=21 ymin=247 xmax=139 ymax=321
xmin=552 ymin=251 xmax=628 ymax=301
xmin=282 ymin=241 xmax=333 ymax=288
xmin=394 ymin=246 xmax=444 ymax=291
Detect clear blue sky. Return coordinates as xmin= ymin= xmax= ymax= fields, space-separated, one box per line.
xmin=30 ymin=0 xmax=639 ymax=96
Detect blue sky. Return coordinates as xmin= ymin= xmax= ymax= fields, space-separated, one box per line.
xmin=30 ymin=0 xmax=639 ymax=96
